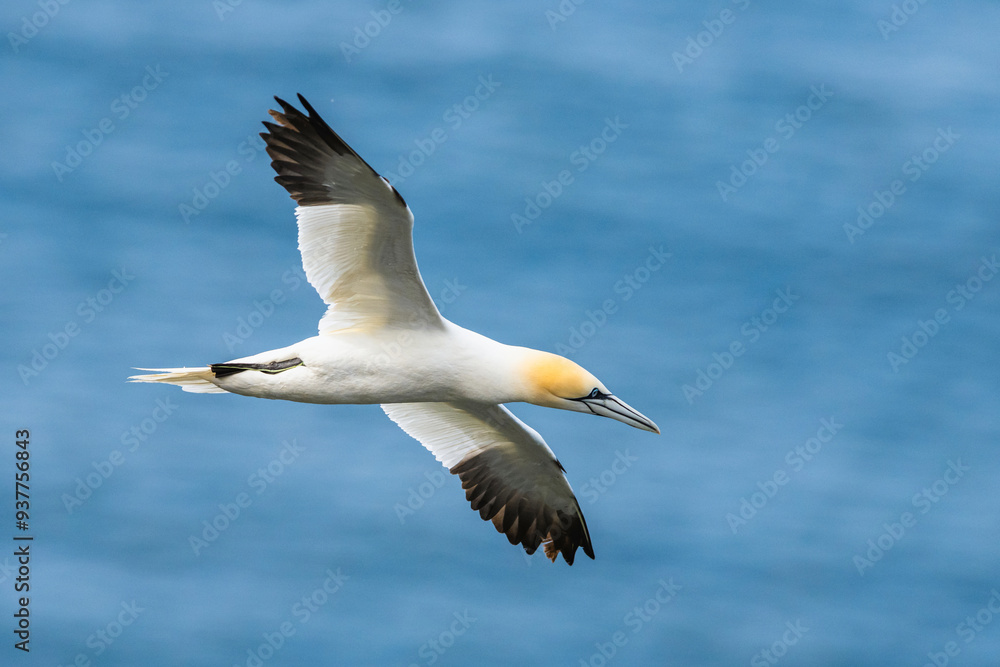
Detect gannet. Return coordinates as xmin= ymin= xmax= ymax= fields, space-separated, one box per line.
xmin=131 ymin=95 xmax=659 ymax=564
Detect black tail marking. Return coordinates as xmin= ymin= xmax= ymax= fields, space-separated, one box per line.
xmin=210 ymin=357 xmax=304 ymax=378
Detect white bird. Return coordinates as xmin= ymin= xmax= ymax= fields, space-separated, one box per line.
xmin=131 ymin=95 xmax=658 ymax=564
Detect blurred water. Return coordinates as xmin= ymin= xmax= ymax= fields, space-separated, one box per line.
xmin=2 ymin=1 xmax=1000 ymax=665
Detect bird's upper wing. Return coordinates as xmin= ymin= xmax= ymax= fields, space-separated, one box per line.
xmin=382 ymin=401 xmax=594 ymax=565
xmin=262 ymin=95 xmax=443 ymax=334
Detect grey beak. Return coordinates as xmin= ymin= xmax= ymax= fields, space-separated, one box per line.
xmin=581 ymin=394 xmax=660 ymax=433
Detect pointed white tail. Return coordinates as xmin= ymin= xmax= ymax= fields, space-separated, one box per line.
xmin=128 ymin=367 xmax=228 ymax=394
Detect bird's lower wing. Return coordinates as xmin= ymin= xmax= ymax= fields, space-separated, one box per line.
xmin=382 ymin=401 xmax=594 ymax=565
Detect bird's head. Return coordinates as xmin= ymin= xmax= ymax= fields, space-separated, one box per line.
xmin=520 ymin=350 xmax=659 ymax=433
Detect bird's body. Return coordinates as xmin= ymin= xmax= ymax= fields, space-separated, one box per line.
xmin=131 ymin=95 xmax=658 ymax=564
xmin=180 ymin=325 xmax=552 ymax=406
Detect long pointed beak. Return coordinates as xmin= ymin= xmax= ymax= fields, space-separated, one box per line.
xmin=581 ymin=395 xmax=660 ymax=433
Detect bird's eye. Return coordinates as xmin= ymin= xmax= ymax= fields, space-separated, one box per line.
xmin=572 ymin=388 xmax=608 ymax=402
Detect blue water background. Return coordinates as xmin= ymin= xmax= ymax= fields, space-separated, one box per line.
xmin=2 ymin=1 xmax=1000 ymax=665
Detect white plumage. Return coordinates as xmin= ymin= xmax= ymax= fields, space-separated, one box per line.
xmin=131 ymin=95 xmax=658 ymax=564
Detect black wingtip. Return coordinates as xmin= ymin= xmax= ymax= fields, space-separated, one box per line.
xmin=296 ymin=92 xmax=314 ymax=115
xmin=451 ymin=449 xmax=594 ymax=566
xmin=260 ymin=93 xmax=409 ymax=209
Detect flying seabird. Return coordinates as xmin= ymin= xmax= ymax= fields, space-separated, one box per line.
xmin=130 ymin=95 xmax=659 ymax=564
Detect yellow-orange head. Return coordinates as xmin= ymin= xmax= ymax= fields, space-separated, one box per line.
xmin=517 ymin=349 xmax=659 ymax=433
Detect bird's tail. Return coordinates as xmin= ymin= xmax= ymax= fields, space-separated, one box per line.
xmin=128 ymin=367 xmax=228 ymax=394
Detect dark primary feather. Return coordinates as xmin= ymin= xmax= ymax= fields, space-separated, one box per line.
xmin=260 ymin=93 xmax=406 ymax=208
xmin=450 ymin=448 xmax=595 ymax=565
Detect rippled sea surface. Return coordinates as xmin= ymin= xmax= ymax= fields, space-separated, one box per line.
xmin=3 ymin=1 xmax=1000 ymax=665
